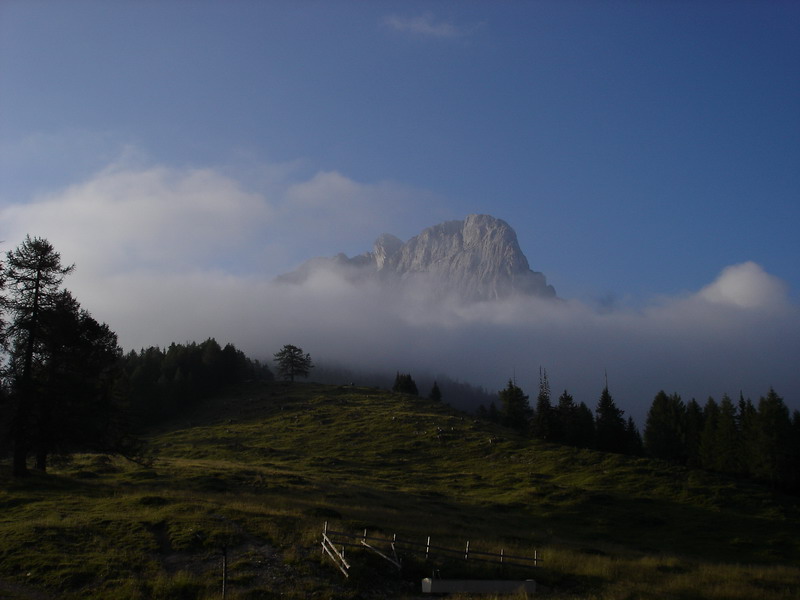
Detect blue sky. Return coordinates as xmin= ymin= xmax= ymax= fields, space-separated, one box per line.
xmin=1 ymin=1 xmax=798 ymax=415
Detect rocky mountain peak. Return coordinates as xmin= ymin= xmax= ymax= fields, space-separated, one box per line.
xmin=278 ymin=214 xmax=556 ymax=302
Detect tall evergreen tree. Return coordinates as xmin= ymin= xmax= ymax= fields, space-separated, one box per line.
xmin=736 ymin=393 xmax=758 ymax=477
xmin=532 ymin=368 xmax=553 ymax=440
xmin=713 ymin=395 xmax=741 ymax=475
xmin=625 ymin=416 xmax=644 ymax=456
xmin=4 ymin=236 xmax=74 ymax=477
xmin=573 ymin=402 xmax=596 ymax=449
xmin=684 ymin=398 xmax=704 ymax=467
xmin=428 ymin=381 xmax=442 ymax=402
xmin=752 ymin=388 xmax=794 ymax=488
xmin=499 ymin=379 xmax=531 ymax=434
xmin=643 ymin=391 xmax=686 ymax=462
xmin=595 ymin=385 xmax=626 ymax=453
xmin=699 ymin=397 xmax=720 ymax=470
xmin=553 ymin=389 xmax=577 ymax=445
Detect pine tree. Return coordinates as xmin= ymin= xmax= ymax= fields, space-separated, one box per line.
xmin=684 ymin=399 xmax=704 ymax=467
xmin=553 ymin=389 xmax=577 ymax=445
xmin=499 ymin=379 xmax=531 ymax=434
xmin=643 ymin=391 xmax=686 ymax=462
xmin=699 ymin=397 xmax=720 ymax=470
xmin=428 ymin=381 xmax=442 ymax=402
xmin=595 ymin=386 xmax=626 ymax=453
xmin=573 ymin=402 xmax=596 ymax=449
xmin=392 ymin=372 xmax=418 ymax=395
xmin=625 ymin=416 xmax=643 ymax=456
xmin=713 ymin=395 xmax=741 ymax=475
xmin=532 ymin=368 xmax=553 ymax=440
xmin=736 ymin=393 xmax=758 ymax=477
xmin=752 ymin=388 xmax=793 ymax=488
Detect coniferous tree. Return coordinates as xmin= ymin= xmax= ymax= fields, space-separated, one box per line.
xmin=625 ymin=416 xmax=644 ymax=456
xmin=595 ymin=385 xmax=626 ymax=453
xmin=699 ymin=397 xmax=720 ymax=470
xmin=644 ymin=391 xmax=686 ymax=462
xmin=573 ymin=402 xmax=596 ymax=449
xmin=392 ymin=372 xmax=418 ymax=395
xmin=752 ymin=388 xmax=794 ymax=488
xmin=790 ymin=410 xmax=800 ymax=493
xmin=429 ymin=381 xmax=442 ymax=402
xmin=273 ymin=344 xmax=313 ymax=382
xmin=553 ymin=389 xmax=577 ymax=445
xmin=499 ymin=379 xmax=531 ymax=434
xmin=684 ymin=398 xmax=704 ymax=467
xmin=532 ymin=368 xmax=553 ymax=440
xmin=33 ymin=292 xmax=127 ymax=470
xmin=4 ymin=236 xmax=74 ymax=477
xmin=713 ymin=395 xmax=741 ymax=475
xmin=736 ymin=393 xmax=759 ymax=477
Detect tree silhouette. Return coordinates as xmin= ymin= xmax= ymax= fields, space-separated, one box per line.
xmin=499 ymin=379 xmax=531 ymax=434
xmin=273 ymin=344 xmax=313 ymax=382
xmin=595 ymin=385 xmax=626 ymax=453
xmin=392 ymin=372 xmax=418 ymax=395
xmin=4 ymin=236 xmax=74 ymax=476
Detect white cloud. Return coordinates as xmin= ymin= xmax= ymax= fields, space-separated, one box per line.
xmin=1 ymin=164 xmax=271 ymax=278
xmin=384 ymin=12 xmax=465 ymax=38
xmin=1 ymin=160 xmax=797 ymax=422
xmin=698 ymin=261 xmax=790 ymax=310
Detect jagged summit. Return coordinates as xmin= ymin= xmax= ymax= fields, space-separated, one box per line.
xmin=278 ymin=214 xmax=556 ymax=302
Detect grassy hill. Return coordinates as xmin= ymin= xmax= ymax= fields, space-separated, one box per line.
xmin=1 ymin=381 xmax=799 ymax=599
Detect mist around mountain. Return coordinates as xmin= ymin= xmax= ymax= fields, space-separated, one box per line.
xmin=268 ymin=214 xmax=799 ymax=425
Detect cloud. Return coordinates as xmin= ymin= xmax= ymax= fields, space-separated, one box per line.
xmin=0 ymin=159 xmax=444 ymax=279
xmin=698 ymin=261 xmax=790 ymax=310
xmin=1 ymin=160 xmax=797 ymax=423
xmin=384 ymin=12 xmax=466 ymax=38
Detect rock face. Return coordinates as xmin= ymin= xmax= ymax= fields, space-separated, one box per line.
xmin=278 ymin=214 xmax=556 ymax=302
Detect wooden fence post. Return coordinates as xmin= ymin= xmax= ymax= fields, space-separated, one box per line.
xmin=221 ymin=546 xmax=227 ymax=600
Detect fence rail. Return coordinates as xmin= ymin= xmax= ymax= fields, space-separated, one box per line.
xmin=321 ymin=522 xmax=541 ymax=577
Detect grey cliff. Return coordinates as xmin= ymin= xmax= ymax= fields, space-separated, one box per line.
xmin=278 ymin=214 xmax=556 ymax=302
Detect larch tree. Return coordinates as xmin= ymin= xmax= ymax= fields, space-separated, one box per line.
xmin=4 ymin=236 xmax=74 ymax=477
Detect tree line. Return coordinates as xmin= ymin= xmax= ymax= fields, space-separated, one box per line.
xmin=643 ymin=389 xmax=800 ymax=491
xmin=476 ymin=368 xmax=800 ymax=492
xmin=0 ymin=236 xmax=270 ymax=477
xmin=477 ymin=370 xmax=642 ymax=454
xmin=120 ymin=339 xmax=273 ymax=426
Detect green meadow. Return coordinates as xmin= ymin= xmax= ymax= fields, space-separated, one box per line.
xmin=1 ymin=381 xmax=799 ymax=599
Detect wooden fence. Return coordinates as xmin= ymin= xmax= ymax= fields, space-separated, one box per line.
xmin=321 ymin=521 xmax=540 ymax=578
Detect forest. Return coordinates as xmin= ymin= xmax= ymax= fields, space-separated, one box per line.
xmin=0 ymin=236 xmax=270 ymax=477
xmin=474 ymin=370 xmax=800 ymax=492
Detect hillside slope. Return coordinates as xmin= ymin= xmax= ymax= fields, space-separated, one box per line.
xmin=1 ymin=382 xmax=799 ymax=599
